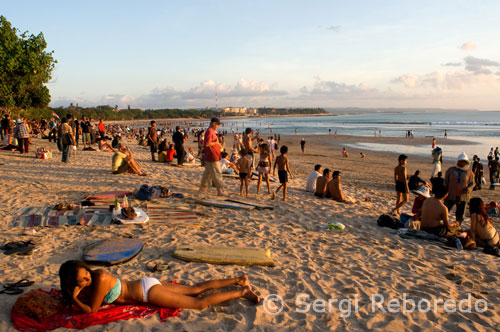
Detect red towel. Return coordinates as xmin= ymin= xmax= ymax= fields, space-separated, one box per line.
xmin=11 ymin=288 xmax=180 ymax=331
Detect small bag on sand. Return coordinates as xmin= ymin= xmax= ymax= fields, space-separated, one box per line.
xmin=12 ymin=289 xmax=65 ymax=322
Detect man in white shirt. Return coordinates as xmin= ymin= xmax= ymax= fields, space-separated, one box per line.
xmin=305 ymin=164 xmax=322 ymax=192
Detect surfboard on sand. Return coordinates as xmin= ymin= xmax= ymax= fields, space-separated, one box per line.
xmin=84 ymin=238 xmax=144 ymax=265
xmin=222 ymin=173 xmax=239 ymax=179
xmin=195 ymin=199 xmax=255 ymax=210
xmin=174 ymin=244 xmax=275 ymax=266
xmin=112 ymin=207 xmax=149 ymax=224
xmin=225 ymin=198 xmax=274 ymax=210
xmin=251 ymin=171 xmax=277 ymax=182
xmin=85 ymin=191 xmax=132 ymax=200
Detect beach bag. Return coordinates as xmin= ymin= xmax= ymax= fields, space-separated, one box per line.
xmin=135 ymin=184 xmax=162 ymax=201
xmin=377 ymin=214 xmax=403 ymax=229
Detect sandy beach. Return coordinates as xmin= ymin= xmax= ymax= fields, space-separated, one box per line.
xmin=0 ymin=133 xmax=498 ymax=332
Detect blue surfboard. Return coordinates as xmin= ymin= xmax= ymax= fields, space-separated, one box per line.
xmin=83 ymin=238 xmax=144 ymax=265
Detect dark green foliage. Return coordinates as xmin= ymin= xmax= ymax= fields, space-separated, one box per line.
xmin=0 ymin=16 xmax=56 ymax=108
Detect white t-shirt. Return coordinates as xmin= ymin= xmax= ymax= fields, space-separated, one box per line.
xmin=220 ymin=158 xmax=230 ymax=171
xmin=305 ymin=171 xmax=321 ymax=192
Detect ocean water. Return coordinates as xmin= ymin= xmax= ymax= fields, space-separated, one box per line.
xmin=220 ymin=110 xmax=500 ymax=160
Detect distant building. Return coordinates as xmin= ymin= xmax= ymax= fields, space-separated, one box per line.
xmin=221 ymin=107 xmax=247 ymax=114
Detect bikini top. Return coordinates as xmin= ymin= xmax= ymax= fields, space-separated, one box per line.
xmin=103 ymin=279 xmax=122 ymax=304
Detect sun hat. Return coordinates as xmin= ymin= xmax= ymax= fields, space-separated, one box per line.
xmin=457 ymin=152 xmax=470 ymax=164
xmin=411 ymin=186 xmax=431 ymax=198
xmin=16 ymin=119 xmax=23 ymax=124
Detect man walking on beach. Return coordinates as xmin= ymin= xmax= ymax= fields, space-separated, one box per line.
xmin=199 ymin=118 xmax=226 ymax=196
xmin=391 ymin=154 xmax=409 ymax=216
xmin=444 ymin=153 xmax=474 ymax=224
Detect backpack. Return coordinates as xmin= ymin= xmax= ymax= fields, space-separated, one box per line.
xmin=135 ymin=184 xmax=162 ymax=201
xmin=377 ymin=214 xmax=403 ymax=229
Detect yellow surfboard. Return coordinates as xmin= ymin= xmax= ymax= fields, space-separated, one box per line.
xmin=174 ymin=244 xmax=275 ymax=266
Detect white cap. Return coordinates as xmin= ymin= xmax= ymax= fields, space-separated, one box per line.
xmin=457 ymin=152 xmax=470 ymax=164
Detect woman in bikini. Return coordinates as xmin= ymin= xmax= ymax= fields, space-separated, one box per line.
xmin=256 ymin=143 xmax=272 ymax=194
xmin=469 ymin=198 xmax=499 ymax=251
xmin=59 ymin=260 xmax=260 ymax=313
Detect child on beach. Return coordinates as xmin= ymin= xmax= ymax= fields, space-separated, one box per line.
xmin=256 ymin=143 xmax=272 ymax=194
xmin=272 ymin=145 xmax=293 ymax=201
xmin=237 ymin=149 xmax=251 ymax=197
xmin=391 ymin=154 xmax=409 ymax=215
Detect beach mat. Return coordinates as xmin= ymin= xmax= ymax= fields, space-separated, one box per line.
xmin=146 ymin=202 xmax=200 ymax=225
xmin=174 ymin=244 xmax=275 ymax=266
xmin=195 ymin=199 xmax=255 ymax=210
xmin=10 ymin=206 xmax=112 ymax=227
xmin=85 ymin=191 xmax=132 ymax=200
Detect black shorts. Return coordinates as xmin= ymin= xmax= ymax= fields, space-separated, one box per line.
xmin=395 ymin=181 xmax=408 ymax=193
xmin=278 ymin=170 xmax=288 ymax=184
xmin=239 ymin=172 xmax=248 ymax=179
xmin=113 ymin=162 xmax=129 ymax=174
xmin=150 ymin=142 xmax=158 ymax=153
xmin=421 ymin=225 xmax=448 ymax=237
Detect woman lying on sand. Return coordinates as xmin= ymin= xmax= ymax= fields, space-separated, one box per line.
xmin=59 ymin=260 xmax=260 ymax=313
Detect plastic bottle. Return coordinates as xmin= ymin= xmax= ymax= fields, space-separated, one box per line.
xmin=455 ymin=238 xmax=463 ymax=250
xmin=326 ymin=222 xmax=345 ymax=231
xmin=123 ymin=195 xmax=128 ymax=208
xmin=114 ymin=196 xmax=118 ymax=210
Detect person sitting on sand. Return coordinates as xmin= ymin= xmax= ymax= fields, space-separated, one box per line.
xmin=185 ymin=147 xmax=195 ymax=163
xmin=164 ymin=144 xmax=176 ymax=163
xmin=220 ymin=151 xmax=239 ymax=175
xmin=420 ymin=184 xmax=454 ymax=237
xmin=408 ymin=170 xmax=428 ymax=191
xmin=468 ymin=198 xmax=499 ymax=253
xmin=59 ymin=260 xmax=260 ymax=314
xmin=315 ymin=168 xmax=331 ymax=198
xmin=327 ymin=171 xmax=354 ymax=203
xmin=306 ymin=164 xmax=322 ymax=193
xmin=430 ymin=171 xmax=444 ymax=192
xmin=342 ymin=147 xmax=349 ymax=158
xmin=112 ymin=143 xmax=147 ymax=176
xmin=97 ymin=136 xmax=114 ymax=152
xmin=360 ymin=152 xmax=366 ymax=158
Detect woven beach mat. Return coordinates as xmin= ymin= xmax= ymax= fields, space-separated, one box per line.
xmin=146 ymin=202 xmax=200 ymax=225
xmin=10 ymin=207 xmax=112 ymax=228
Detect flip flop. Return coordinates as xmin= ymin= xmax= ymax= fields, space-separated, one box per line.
xmin=0 ymin=240 xmax=34 ymax=251
xmin=146 ymin=262 xmax=169 ymax=273
xmin=4 ymin=279 xmax=34 ymax=288
xmin=0 ymin=287 xmax=23 ymax=295
xmin=4 ymin=245 xmax=35 ymax=256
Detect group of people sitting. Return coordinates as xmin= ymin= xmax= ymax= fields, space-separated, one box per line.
xmin=399 ymin=154 xmax=499 ymax=256
xmin=305 ymin=164 xmax=354 ymax=203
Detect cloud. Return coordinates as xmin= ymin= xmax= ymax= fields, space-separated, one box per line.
xmin=464 ymin=56 xmax=500 ymax=75
xmin=442 ymin=62 xmax=462 ymax=67
xmin=326 ymin=25 xmax=341 ymax=32
xmin=135 ymin=80 xmax=287 ymax=108
xmin=460 ymin=41 xmax=476 ymax=51
xmin=391 ymin=74 xmax=420 ymax=88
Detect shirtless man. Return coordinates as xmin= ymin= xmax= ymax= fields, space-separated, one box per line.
xmin=327 ymin=171 xmax=347 ymax=202
xmin=391 ymin=154 xmax=409 ymax=215
xmin=242 ymin=128 xmax=259 ymax=170
xmin=420 ymin=184 xmax=453 ymax=237
xmin=315 ymin=168 xmax=331 ymax=198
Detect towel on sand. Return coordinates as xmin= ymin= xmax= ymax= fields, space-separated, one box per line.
xmin=11 ymin=288 xmax=179 ymax=331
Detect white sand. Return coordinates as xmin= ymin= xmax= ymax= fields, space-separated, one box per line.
xmin=0 ymin=133 xmax=498 ymax=331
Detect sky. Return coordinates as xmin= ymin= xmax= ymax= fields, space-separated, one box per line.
xmin=3 ymin=1 xmax=500 ymax=110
